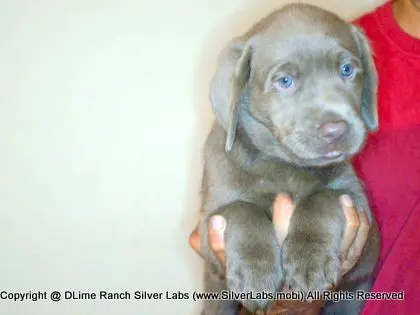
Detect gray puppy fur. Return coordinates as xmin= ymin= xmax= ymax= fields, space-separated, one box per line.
xmin=198 ymin=3 xmax=380 ymax=315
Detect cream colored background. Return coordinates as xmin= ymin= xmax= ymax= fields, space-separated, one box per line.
xmin=0 ymin=0 xmax=384 ymax=314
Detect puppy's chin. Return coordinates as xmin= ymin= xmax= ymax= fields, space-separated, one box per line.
xmin=268 ymin=137 xmax=364 ymax=167
xmin=274 ymin=146 xmax=350 ymax=167
xmin=277 ymin=132 xmax=367 ymax=167
xmin=300 ymin=154 xmax=349 ymax=167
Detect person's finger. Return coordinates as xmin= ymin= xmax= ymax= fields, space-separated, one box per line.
xmin=209 ymin=215 xmax=227 ymax=267
xmin=339 ymin=195 xmax=359 ymax=259
xmin=346 ymin=210 xmax=370 ymax=262
xmin=188 ymin=225 xmax=202 ymax=257
xmin=272 ymin=193 xmax=295 ymax=245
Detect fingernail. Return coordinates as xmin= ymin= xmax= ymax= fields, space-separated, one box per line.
xmin=210 ymin=215 xmax=226 ymax=232
xmin=340 ymin=195 xmax=353 ymax=207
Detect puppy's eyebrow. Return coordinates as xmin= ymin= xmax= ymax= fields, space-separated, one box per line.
xmin=267 ymin=62 xmax=299 ymax=80
xmin=337 ymin=51 xmax=362 ymax=67
xmin=336 ymin=48 xmax=352 ymax=57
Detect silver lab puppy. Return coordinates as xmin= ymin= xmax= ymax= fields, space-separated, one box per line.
xmin=198 ymin=3 xmax=380 ymax=315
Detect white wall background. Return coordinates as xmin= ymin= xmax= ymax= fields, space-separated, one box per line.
xmin=0 ymin=0 xmax=384 ymax=314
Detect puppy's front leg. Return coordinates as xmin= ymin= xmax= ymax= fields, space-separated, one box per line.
xmin=201 ymin=201 xmax=282 ymax=314
xmin=282 ymin=189 xmax=345 ymax=295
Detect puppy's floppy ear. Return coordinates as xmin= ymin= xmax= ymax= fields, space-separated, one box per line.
xmin=351 ymin=25 xmax=379 ymax=132
xmin=209 ymin=38 xmax=253 ymax=151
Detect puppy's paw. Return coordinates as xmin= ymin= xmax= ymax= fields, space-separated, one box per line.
xmin=282 ymin=237 xmax=340 ymax=297
xmin=226 ymin=252 xmax=282 ymax=312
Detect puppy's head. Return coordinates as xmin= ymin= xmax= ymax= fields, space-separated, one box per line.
xmin=210 ymin=3 xmax=378 ymax=167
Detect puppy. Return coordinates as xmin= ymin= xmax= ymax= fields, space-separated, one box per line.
xmin=198 ymin=3 xmax=380 ymax=315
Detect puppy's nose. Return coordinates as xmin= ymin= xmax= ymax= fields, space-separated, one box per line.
xmin=318 ymin=120 xmax=348 ymax=142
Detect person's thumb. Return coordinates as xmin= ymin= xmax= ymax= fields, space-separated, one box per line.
xmin=272 ymin=193 xmax=295 ymax=245
xmin=209 ymin=215 xmax=227 ymax=266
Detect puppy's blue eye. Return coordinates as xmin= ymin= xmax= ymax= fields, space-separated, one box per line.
xmin=340 ymin=63 xmax=354 ymax=78
xmin=278 ymin=76 xmax=294 ymax=88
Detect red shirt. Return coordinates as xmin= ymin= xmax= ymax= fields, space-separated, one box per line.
xmin=353 ymin=2 xmax=420 ymax=314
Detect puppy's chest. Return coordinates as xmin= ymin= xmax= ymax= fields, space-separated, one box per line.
xmin=252 ymin=174 xmax=311 ymax=195
xmin=238 ymin=164 xmax=329 ymax=209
